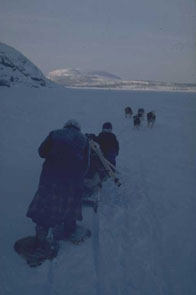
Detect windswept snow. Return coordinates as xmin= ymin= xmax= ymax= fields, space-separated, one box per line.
xmin=0 ymin=87 xmax=196 ymax=295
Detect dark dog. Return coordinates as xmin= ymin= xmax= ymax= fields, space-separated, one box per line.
xmin=125 ymin=107 xmax=133 ymax=118
xmin=138 ymin=108 xmax=145 ymax=120
xmin=133 ymin=115 xmax=141 ymax=128
xmin=147 ymin=111 xmax=156 ymax=127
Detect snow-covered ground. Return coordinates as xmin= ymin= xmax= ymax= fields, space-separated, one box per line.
xmin=0 ymin=87 xmax=196 ymax=295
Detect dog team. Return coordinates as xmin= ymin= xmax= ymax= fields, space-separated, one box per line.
xmin=124 ymin=107 xmax=156 ymax=128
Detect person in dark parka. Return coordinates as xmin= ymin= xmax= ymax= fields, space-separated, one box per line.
xmin=26 ymin=119 xmax=90 ymax=248
xmin=96 ymin=122 xmax=119 ymax=166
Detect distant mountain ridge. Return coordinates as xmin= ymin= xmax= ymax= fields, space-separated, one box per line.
xmin=0 ymin=42 xmax=54 ymax=88
xmin=48 ymin=68 xmax=196 ymax=92
xmin=87 ymin=71 xmax=121 ymax=80
xmin=48 ymin=68 xmax=121 ymax=87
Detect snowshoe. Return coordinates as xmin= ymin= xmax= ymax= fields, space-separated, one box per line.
xmin=14 ymin=236 xmax=59 ymax=267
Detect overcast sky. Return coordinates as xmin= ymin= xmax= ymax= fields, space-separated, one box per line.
xmin=0 ymin=0 xmax=196 ymax=83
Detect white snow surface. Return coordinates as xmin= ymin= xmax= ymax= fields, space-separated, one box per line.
xmin=0 ymin=87 xmax=196 ymax=295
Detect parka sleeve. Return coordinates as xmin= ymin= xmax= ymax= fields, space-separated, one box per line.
xmin=38 ymin=132 xmax=53 ymax=158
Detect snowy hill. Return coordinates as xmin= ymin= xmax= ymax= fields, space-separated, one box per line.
xmin=87 ymin=70 xmax=121 ymax=80
xmin=48 ymin=68 xmax=121 ymax=87
xmin=0 ymin=86 xmax=196 ymax=295
xmin=48 ymin=67 xmax=196 ymax=92
xmin=0 ymin=42 xmax=54 ymax=88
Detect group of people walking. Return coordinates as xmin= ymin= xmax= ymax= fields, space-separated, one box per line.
xmin=25 ymin=105 xmax=155 ymax=255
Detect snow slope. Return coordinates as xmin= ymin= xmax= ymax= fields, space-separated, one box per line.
xmin=0 ymin=42 xmax=55 ymax=88
xmin=0 ymin=87 xmax=196 ymax=295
